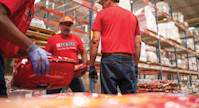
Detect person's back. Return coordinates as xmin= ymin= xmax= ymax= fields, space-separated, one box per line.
xmin=93 ymin=6 xmax=140 ymax=54
xmin=89 ymin=0 xmax=141 ymax=95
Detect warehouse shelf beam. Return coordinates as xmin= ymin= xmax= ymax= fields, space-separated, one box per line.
xmin=140 ymin=0 xmax=199 ymax=86
xmin=141 ymin=0 xmax=199 ymax=42
xmin=60 ymin=5 xmax=81 ymax=13
xmin=54 ymin=1 xmax=72 ymax=10
xmin=142 ymin=29 xmax=199 ymax=61
xmin=49 ymin=0 xmax=88 ymax=16
xmin=34 ymin=17 xmax=89 ymax=34
xmin=144 ymin=41 xmax=187 ymax=59
xmin=70 ymin=0 xmax=99 ymax=12
xmin=89 ymin=0 xmax=94 ymax=93
xmin=138 ymin=62 xmax=199 ymax=75
xmin=34 ymin=4 xmax=89 ymax=25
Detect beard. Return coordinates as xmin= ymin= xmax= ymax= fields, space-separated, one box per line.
xmin=61 ymin=28 xmax=70 ymax=37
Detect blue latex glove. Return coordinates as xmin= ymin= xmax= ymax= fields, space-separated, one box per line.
xmin=45 ymin=51 xmax=52 ymax=56
xmin=135 ymin=66 xmax=138 ymax=79
xmin=89 ymin=66 xmax=98 ymax=83
xmin=27 ymin=43 xmax=50 ymax=77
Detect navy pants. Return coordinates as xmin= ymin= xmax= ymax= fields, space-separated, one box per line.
xmin=100 ymin=54 xmax=137 ymax=94
xmin=0 ymin=53 xmax=7 ymax=97
xmin=47 ymin=77 xmax=85 ymax=94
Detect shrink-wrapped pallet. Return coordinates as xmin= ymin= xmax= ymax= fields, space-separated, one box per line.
xmin=144 ymin=2 xmax=170 ymax=17
xmin=119 ymin=0 xmax=131 ymax=11
xmin=30 ymin=18 xmax=45 ymax=28
xmin=135 ymin=7 xmax=157 ymax=33
xmin=194 ymin=27 xmax=199 ymax=37
xmin=146 ymin=51 xmax=158 ymax=63
xmin=161 ymin=57 xmax=170 ymax=66
xmin=156 ymin=2 xmax=170 ymax=15
xmin=193 ymin=29 xmax=199 ymax=36
xmin=181 ymin=38 xmax=194 ymax=50
xmin=189 ymin=57 xmax=197 ymax=70
xmin=173 ymin=12 xmax=184 ymax=24
xmin=196 ymin=45 xmax=199 ymax=53
xmin=184 ymin=21 xmax=189 ymax=28
xmin=158 ymin=21 xmax=181 ymax=44
xmin=188 ymin=39 xmax=194 ymax=50
xmin=140 ymin=42 xmax=147 ymax=62
xmin=177 ymin=59 xmax=187 ymax=69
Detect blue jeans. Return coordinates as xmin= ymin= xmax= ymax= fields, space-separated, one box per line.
xmin=0 ymin=53 xmax=7 ymax=97
xmin=47 ymin=77 xmax=85 ymax=94
xmin=100 ymin=54 xmax=137 ymax=94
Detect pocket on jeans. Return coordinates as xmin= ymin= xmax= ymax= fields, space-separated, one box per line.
xmin=101 ymin=61 xmax=115 ymax=78
xmin=125 ymin=64 xmax=135 ymax=80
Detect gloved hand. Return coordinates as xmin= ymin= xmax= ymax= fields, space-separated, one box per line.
xmin=45 ymin=51 xmax=52 ymax=56
xmin=26 ymin=43 xmax=50 ymax=77
xmin=135 ymin=66 xmax=138 ymax=79
xmin=89 ymin=66 xmax=98 ymax=83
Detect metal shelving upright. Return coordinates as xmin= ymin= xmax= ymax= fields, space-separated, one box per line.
xmin=89 ymin=0 xmax=94 ymax=93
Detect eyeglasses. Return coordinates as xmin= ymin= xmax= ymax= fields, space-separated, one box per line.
xmin=61 ymin=23 xmax=72 ymax=27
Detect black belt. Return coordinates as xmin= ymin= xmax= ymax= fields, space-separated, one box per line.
xmin=102 ymin=53 xmax=133 ymax=58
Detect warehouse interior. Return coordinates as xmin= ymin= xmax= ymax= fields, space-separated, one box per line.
xmin=2 ymin=0 xmax=199 ymax=107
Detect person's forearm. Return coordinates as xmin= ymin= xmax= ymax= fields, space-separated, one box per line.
xmin=0 ymin=4 xmax=33 ymax=51
xmin=89 ymin=41 xmax=99 ymax=66
xmin=80 ymin=50 xmax=87 ymax=63
xmin=134 ymin=35 xmax=141 ymax=66
xmin=134 ymin=44 xmax=141 ymax=66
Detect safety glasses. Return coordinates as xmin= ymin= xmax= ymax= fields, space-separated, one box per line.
xmin=61 ymin=22 xmax=72 ymax=27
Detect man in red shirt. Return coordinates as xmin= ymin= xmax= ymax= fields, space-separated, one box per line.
xmin=89 ymin=0 xmax=141 ymax=94
xmin=45 ymin=16 xmax=87 ymax=93
xmin=0 ymin=0 xmax=50 ymax=98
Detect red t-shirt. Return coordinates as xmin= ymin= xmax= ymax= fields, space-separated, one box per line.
xmin=0 ymin=0 xmax=34 ymax=57
xmin=91 ymin=6 xmax=141 ymax=55
xmin=45 ymin=34 xmax=85 ymax=63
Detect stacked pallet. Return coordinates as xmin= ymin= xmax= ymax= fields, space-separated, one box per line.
xmin=26 ymin=25 xmax=56 ymax=48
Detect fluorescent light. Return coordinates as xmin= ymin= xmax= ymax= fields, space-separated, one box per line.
xmin=35 ymin=0 xmax=41 ymax=3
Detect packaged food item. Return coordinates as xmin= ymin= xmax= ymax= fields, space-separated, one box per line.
xmin=173 ymin=12 xmax=184 ymax=24
xmin=12 ymin=56 xmax=76 ymax=89
xmin=135 ymin=7 xmax=157 ymax=33
xmin=137 ymin=80 xmax=180 ymax=93
xmin=158 ymin=21 xmax=181 ymax=44
xmin=146 ymin=51 xmax=158 ymax=63
xmin=74 ymin=63 xmax=88 ymax=79
xmin=156 ymin=2 xmax=170 ymax=14
xmin=184 ymin=21 xmax=189 ymax=28
xmin=140 ymin=42 xmax=147 ymax=62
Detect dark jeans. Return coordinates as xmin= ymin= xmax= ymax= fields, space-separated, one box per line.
xmin=100 ymin=54 xmax=137 ymax=94
xmin=47 ymin=77 xmax=85 ymax=94
xmin=0 ymin=53 xmax=7 ymax=97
